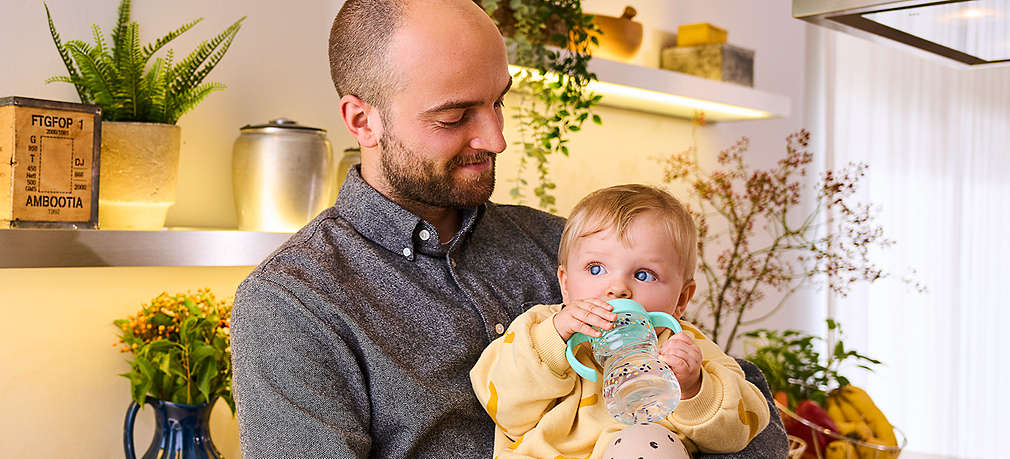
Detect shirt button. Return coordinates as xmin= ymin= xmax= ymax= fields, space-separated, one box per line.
xmin=402 ymin=247 xmax=412 ymax=257
xmin=450 ymin=258 xmax=457 ymax=268
xmin=418 ymin=229 xmax=431 ymax=241
xmin=495 ymin=323 xmax=505 ymax=334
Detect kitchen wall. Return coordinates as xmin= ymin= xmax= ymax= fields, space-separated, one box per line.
xmin=0 ymin=1 xmax=811 ymax=457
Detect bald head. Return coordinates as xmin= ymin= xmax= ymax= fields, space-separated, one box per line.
xmin=328 ymin=0 xmax=504 ymax=113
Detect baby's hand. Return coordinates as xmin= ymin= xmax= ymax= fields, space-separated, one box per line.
xmin=553 ymin=299 xmax=617 ymax=342
xmin=659 ymin=332 xmax=703 ymax=399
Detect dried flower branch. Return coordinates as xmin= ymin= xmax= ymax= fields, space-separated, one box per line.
xmin=661 ymin=117 xmax=921 ymax=351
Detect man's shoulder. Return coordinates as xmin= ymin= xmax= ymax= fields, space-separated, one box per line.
xmin=486 ymin=202 xmax=565 ymax=233
xmin=244 ymin=208 xmax=352 ymax=283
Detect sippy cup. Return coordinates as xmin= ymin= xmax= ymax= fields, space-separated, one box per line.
xmin=565 ymin=298 xmax=683 ymax=424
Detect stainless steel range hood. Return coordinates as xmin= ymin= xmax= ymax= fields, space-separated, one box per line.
xmin=794 ymin=0 xmax=1010 ymax=66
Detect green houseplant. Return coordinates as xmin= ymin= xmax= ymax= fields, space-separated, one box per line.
xmin=45 ymin=0 xmax=243 ymax=229
xmin=115 ymin=289 xmax=233 ymax=458
xmin=479 ymin=0 xmax=602 ymax=212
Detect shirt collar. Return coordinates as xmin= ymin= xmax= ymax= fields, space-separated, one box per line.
xmin=335 ymin=166 xmax=483 ymax=259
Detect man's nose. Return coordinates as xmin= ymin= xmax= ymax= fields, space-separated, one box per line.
xmin=469 ymin=110 xmax=506 ymax=154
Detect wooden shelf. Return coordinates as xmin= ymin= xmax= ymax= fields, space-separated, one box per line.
xmin=0 ymin=228 xmax=293 ymax=268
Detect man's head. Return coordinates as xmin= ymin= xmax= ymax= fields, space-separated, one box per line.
xmin=330 ymin=0 xmax=511 ymax=209
xmin=557 ymin=184 xmax=698 ymax=317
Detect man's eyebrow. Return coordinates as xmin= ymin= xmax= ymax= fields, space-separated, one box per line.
xmin=421 ymin=76 xmax=513 ymax=115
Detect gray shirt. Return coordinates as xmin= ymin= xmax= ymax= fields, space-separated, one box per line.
xmin=231 ymin=167 xmax=565 ymax=458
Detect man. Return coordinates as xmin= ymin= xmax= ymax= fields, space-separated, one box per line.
xmin=231 ymin=0 xmax=788 ymax=457
xmin=232 ymin=1 xmax=563 ymax=457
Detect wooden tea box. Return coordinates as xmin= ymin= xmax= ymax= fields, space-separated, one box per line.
xmin=0 ymin=97 xmax=101 ymax=228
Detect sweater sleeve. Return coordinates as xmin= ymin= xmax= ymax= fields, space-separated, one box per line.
xmin=665 ymin=323 xmax=771 ymax=454
xmin=469 ymin=304 xmax=581 ymax=440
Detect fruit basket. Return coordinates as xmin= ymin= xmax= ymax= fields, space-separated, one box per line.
xmin=787 ymin=435 xmax=807 ymax=459
xmin=777 ymin=401 xmax=906 ymax=458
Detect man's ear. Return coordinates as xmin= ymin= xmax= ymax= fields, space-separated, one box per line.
xmin=557 ymin=265 xmax=570 ymax=304
xmin=672 ymin=279 xmax=696 ymax=319
xmin=339 ymin=94 xmax=381 ymax=148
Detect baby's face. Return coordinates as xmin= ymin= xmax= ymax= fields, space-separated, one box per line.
xmin=560 ymin=212 xmax=691 ymax=316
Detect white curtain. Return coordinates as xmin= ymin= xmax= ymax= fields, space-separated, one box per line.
xmin=807 ymin=28 xmax=1010 ymax=458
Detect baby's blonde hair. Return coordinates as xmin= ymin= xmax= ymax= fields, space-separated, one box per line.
xmin=559 ymin=184 xmax=697 ymax=282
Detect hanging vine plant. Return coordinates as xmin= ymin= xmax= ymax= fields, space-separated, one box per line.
xmin=479 ymin=0 xmax=603 ymax=213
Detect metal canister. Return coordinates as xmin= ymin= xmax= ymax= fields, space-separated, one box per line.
xmin=232 ymin=118 xmax=334 ymax=232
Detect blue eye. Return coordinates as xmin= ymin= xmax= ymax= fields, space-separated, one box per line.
xmin=635 ymin=271 xmax=656 ymax=282
xmin=589 ymin=264 xmax=606 ymax=275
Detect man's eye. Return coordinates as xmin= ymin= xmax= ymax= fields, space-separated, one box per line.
xmin=437 ymin=117 xmax=465 ymax=127
xmin=494 ymin=99 xmax=505 ymax=109
xmin=635 ymin=271 xmax=656 ymax=282
xmin=588 ymin=264 xmax=606 ymax=275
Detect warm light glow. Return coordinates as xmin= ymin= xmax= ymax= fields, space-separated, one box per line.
xmin=507 ymin=65 xmax=773 ymax=121
xmin=956 ymin=8 xmax=995 ymax=19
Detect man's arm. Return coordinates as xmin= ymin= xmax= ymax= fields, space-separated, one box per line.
xmin=231 ymin=276 xmax=371 ymax=457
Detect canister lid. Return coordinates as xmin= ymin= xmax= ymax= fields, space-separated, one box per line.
xmin=240 ymin=118 xmax=326 ymax=133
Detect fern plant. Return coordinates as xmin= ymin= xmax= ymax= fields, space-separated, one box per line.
xmin=45 ymin=0 xmax=244 ymax=124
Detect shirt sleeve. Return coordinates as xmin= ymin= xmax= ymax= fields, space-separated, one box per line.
xmin=469 ymin=304 xmax=581 ymax=440
xmin=666 ymin=324 xmax=771 ymax=454
xmin=230 ymin=275 xmax=371 ymax=458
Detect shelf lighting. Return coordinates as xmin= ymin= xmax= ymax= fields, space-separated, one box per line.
xmin=507 ymin=62 xmax=784 ymax=122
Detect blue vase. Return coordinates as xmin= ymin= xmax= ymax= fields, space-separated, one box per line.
xmin=124 ymin=396 xmax=223 ymax=459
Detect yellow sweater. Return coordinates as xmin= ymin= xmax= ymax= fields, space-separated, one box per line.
xmin=470 ymin=304 xmax=770 ymax=459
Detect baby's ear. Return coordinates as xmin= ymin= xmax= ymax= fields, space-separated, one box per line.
xmin=672 ymin=279 xmax=696 ymax=318
xmin=557 ymin=265 xmax=570 ymax=304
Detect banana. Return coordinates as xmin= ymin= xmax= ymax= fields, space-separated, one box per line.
xmin=836 ymin=420 xmax=873 ymax=442
xmin=824 ymin=396 xmax=847 ymax=425
xmin=825 ymin=440 xmax=857 ymax=459
xmin=838 ymin=386 xmax=898 ymax=448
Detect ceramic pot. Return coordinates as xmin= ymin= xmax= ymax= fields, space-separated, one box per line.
xmin=124 ymin=397 xmax=222 ymax=459
xmin=98 ymin=121 xmax=181 ymax=230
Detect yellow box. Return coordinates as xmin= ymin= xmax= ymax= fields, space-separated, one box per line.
xmin=677 ymin=23 xmax=728 ymax=47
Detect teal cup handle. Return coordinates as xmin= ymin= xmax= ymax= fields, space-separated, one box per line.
xmin=648 ymin=311 xmax=682 ymax=334
xmin=564 ymin=299 xmax=682 ymax=382
xmin=566 ymin=332 xmax=597 ymax=381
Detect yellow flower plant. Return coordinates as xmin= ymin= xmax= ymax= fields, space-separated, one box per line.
xmin=114 ymin=289 xmax=234 ymax=412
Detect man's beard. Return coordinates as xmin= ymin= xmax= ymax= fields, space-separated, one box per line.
xmin=379 ymin=130 xmax=496 ymax=209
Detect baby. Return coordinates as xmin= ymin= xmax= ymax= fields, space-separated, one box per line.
xmin=470 ymin=184 xmax=770 ymax=458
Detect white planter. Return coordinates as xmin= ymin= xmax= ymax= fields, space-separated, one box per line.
xmin=98 ymin=121 xmax=181 ymax=230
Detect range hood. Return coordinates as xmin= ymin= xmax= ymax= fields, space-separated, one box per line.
xmin=794 ymin=0 xmax=1010 ymax=66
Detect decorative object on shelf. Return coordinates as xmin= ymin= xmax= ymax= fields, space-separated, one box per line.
xmin=586 ymin=6 xmax=643 ymax=62
xmin=661 ymin=42 xmax=755 ymax=87
xmin=0 ymin=96 xmax=100 ymax=229
xmin=232 ymin=118 xmax=335 ymax=232
xmin=676 ymin=23 xmax=727 ymax=47
xmin=659 ymin=116 xmax=923 ymax=351
xmin=480 ymin=0 xmax=602 ymax=213
xmin=44 ymin=0 xmax=244 ymax=230
xmin=114 ymin=289 xmax=233 ymax=458
xmin=743 ymin=321 xmax=904 ymax=458
xmin=124 ymin=397 xmax=222 ymax=459
xmin=660 ymin=22 xmax=754 ymax=87
xmin=336 ymin=146 xmax=361 ymax=197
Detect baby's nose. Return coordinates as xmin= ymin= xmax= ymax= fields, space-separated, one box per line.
xmin=605 ymin=284 xmax=632 ymax=299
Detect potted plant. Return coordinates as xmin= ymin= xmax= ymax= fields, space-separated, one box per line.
xmin=659 ymin=116 xmax=923 ymax=352
xmin=45 ymin=0 xmax=243 ymax=230
xmin=479 ymin=0 xmax=603 ymax=213
xmin=115 ymin=289 xmax=233 ymax=458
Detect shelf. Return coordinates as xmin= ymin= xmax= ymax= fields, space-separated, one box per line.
xmin=0 ymin=228 xmax=293 ymax=268
xmin=510 ymin=57 xmax=791 ymax=122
